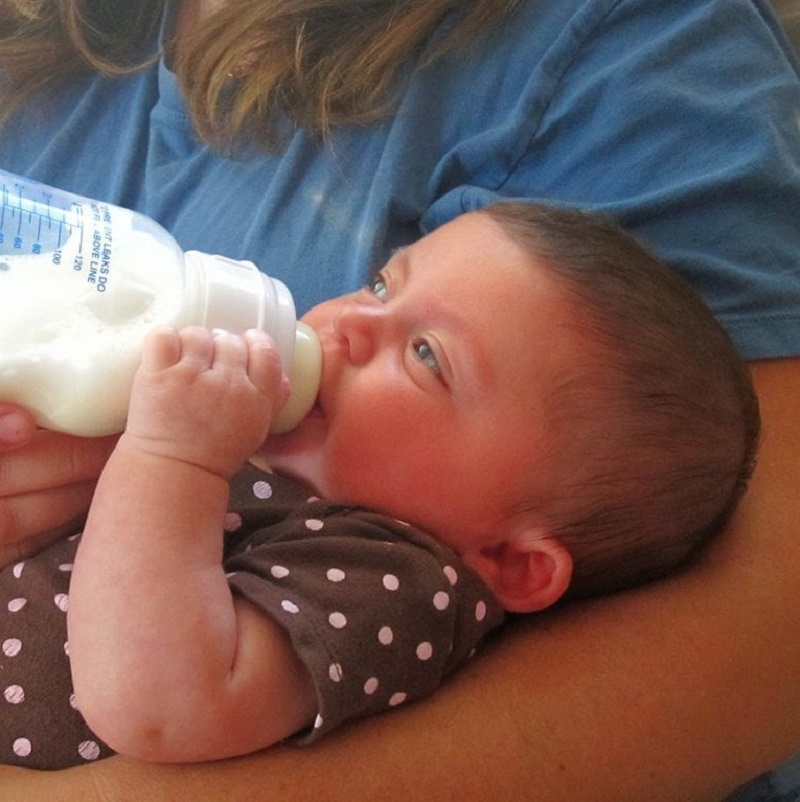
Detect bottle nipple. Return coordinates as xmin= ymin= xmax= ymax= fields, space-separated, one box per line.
xmin=270 ymin=322 xmax=322 ymax=433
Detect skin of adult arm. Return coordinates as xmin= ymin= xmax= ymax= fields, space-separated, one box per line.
xmin=67 ymin=328 xmax=316 ymax=763
xmin=0 ymin=411 xmax=116 ymax=568
xmin=0 ymin=355 xmax=795 ymax=799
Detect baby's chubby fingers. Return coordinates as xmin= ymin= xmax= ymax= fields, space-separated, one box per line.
xmin=141 ymin=326 xmax=240 ymax=376
xmin=139 ymin=326 xmax=191 ymax=371
xmin=136 ymin=326 xmax=287 ymax=411
xmin=242 ymin=329 xmax=290 ymax=404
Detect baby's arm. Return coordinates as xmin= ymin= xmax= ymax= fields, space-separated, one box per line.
xmin=67 ymin=327 xmax=316 ymax=763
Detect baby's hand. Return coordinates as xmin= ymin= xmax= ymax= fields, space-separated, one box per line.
xmin=123 ymin=327 xmax=288 ymax=478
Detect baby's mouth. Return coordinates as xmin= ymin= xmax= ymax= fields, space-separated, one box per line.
xmin=305 ymin=400 xmax=324 ymax=420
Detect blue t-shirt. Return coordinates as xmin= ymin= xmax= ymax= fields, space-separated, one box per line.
xmin=1 ymin=0 xmax=799 ymax=358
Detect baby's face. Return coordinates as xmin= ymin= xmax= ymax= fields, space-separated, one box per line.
xmin=264 ymin=212 xmax=582 ymax=560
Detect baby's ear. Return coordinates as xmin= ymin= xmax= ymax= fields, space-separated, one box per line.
xmin=463 ymin=531 xmax=572 ymax=613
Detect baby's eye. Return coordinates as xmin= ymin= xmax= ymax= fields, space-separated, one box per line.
xmin=412 ymin=338 xmax=442 ymax=377
xmin=366 ymin=271 xmax=389 ymax=302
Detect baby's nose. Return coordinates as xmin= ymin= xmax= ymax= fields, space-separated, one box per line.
xmin=333 ymin=304 xmax=384 ymax=365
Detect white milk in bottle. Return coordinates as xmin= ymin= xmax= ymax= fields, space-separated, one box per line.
xmin=0 ymin=171 xmax=321 ymax=436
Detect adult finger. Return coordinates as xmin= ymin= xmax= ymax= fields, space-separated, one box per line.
xmin=0 ymin=405 xmax=37 ymax=451
xmin=0 ymin=430 xmax=116 ymax=497
xmin=0 ymin=480 xmax=99 ymax=564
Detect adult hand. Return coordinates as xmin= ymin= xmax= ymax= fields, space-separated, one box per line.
xmin=0 ymin=404 xmax=116 ymax=566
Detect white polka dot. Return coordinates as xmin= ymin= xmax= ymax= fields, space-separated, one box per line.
xmin=58 ymin=563 xmax=74 ymax=573
xmin=475 ymin=600 xmax=488 ymax=622
xmin=4 ymin=685 xmax=24 ymax=704
xmin=305 ymin=518 xmax=324 ymax=532
xmin=314 ymin=714 xmax=324 ymax=730
xmin=364 ymin=677 xmax=379 ymax=695
xmin=252 ymin=480 xmax=273 ymax=500
xmin=307 ymin=495 xmax=321 ymax=503
xmin=270 ymin=565 xmax=290 ymax=579
xmin=443 ymin=566 xmax=458 ymax=586
xmin=78 ymin=740 xmax=101 ymax=761
xmin=12 ymin=738 xmax=31 ymax=758
xmin=12 ymin=562 xmax=24 ymax=579
xmin=54 ymin=593 xmax=69 ymax=612
xmin=326 ymin=568 xmax=346 ymax=583
xmin=433 ymin=591 xmax=450 ymax=611
xmin=69 ymin=693 xmax=78 ymax=710
xmin=2 ymin=639 xmax=21 ymax=657
xmin=378 ymin=626 xmax=394 ymax=645
xmin=63 ymin=641 xmax=70 ymax=657
xmin=8 ymin=598 xmax=26 ymax=613
xmin=328 ymin=612 xmax=347 ymax=629
xmin=281 ymin=600 xmax=300 ymax=614
xmin=68 ymin=533 xmax=81 ymax=541
xmin=389 ymin=692 xmax=407 ymax=707
xmin=382 ymin=574 xmax=400 ymax=591
xmin=329 ymin=663 xmax=343 ymax=682
xmin=224 ymin=512 xmax=243 ymax=532
xmin=416 ymin=642 xmax=433 ymax=661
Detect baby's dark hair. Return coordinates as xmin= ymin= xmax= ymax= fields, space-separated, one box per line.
xmin=480 ymin=201 xmax=760 ymax=601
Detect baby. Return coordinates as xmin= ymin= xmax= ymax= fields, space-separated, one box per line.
xmin=0 ymin=202 xmax=759 ymax=769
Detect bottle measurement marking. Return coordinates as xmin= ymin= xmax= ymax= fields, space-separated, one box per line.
xmin=0 ymin=182 xmax=82 ymax=253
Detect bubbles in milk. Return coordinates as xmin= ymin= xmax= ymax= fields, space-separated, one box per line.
xmin=0 ymin=226 xmax=184 ymax=435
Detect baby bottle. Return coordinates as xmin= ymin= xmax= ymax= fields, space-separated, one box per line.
xmin=0 ymin=170 xmax=321 ymax=437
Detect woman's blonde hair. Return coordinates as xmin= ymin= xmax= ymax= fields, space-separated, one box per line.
xmin=0 ymin=0 xmax=519 ymax=149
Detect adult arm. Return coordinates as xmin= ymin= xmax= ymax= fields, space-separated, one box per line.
xmin=1 ymin=356 xmax=796 ymax=800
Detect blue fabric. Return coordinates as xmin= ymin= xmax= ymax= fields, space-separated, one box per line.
xmin=0 ymin=0 xmax=798 ymax=361
xmin=728 ymin=750 xmax=800 ymax=801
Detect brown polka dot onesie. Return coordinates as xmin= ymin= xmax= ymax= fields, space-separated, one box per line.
xmin=0 ymin=463 xmax=504 ymax=769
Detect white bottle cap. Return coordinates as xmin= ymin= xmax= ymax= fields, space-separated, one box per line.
xmin=185 ymin=251 xmax=321 ymax=431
